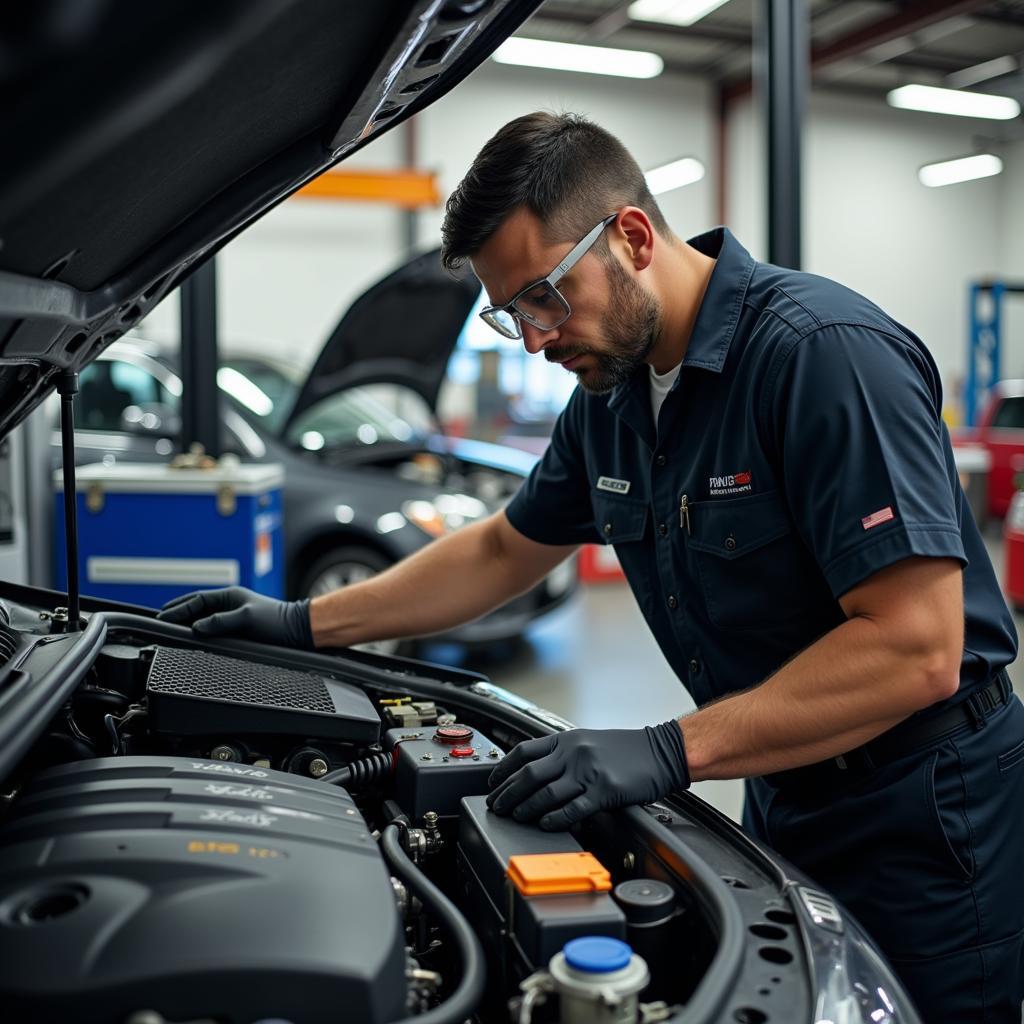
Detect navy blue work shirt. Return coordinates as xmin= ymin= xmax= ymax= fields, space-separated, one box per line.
xmin=505 ymin=228 xmax=1017 ymax=706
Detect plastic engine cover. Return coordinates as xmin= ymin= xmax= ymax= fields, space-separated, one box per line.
xmin=0 ymin=756 xmax=407 ymax=1024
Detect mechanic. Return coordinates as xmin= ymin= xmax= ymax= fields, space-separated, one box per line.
xmin=159 ymin=112 xmax=1024 ymax=1022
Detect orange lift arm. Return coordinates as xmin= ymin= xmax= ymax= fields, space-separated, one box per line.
xmin=293 ymin=168 xmax=441 ymax=209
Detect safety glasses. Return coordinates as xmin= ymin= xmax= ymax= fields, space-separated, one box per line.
xmin=479 ymin=213 xmax=617 ymax=340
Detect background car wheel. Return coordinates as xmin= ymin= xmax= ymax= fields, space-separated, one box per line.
xmin=297 ymin=546 xmax=410 ymax=657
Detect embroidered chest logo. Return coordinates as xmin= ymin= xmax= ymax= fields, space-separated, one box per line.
xmin=708 ymin=470 xmax=752 ymax=497
xmin=597 ymin=476 xmax=631 ymax=494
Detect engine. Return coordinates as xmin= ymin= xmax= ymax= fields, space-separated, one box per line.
xmin=0 ymin=757 xmax=406 ymax=1024
xmin=0 ymin=628 xmax=701 ymax=1024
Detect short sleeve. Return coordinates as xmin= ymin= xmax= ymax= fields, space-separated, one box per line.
xmin=767 ymin=325 xmax=966 ymax=598
xmin=505 ymin=390 xmax=597 ymax=546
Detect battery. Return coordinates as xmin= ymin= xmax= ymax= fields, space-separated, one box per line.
xmin=457 ymin=795 xmax=626 ymax=975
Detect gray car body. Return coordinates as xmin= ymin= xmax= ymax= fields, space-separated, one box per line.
xmin=51 ymin=337 xmax=576 ymax=646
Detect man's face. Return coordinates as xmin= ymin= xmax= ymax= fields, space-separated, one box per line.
xmin=472 ymin=208 xmax=661 ymax=395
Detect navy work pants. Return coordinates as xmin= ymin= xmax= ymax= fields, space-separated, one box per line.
xmin=744 ymin=694 xmax=1024 ymax=1023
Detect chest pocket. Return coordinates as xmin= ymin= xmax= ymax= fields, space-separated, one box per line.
xmin=591 ymin=490 xmax=648 ymax=545
xmin=688 ymin=490 xmax=818 ymax=630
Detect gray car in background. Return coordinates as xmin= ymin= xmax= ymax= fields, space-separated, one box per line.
xmin=52 ymin=251 xmax=576 ymax=654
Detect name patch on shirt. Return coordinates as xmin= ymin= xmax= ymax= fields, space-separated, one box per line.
xmin=708 ymin=470 xmax=752 ymax=497
xmin=596 ymin=476 xmax=631 ymax=494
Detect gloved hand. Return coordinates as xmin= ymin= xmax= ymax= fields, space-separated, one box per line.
xmin=486 ymin=721 xmax=690 ymax=831
xmin=157 ymin=587 xmax=314 ymax=649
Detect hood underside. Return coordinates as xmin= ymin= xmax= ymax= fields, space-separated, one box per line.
xmin=284 ymin=247 xmax=481 ymax=429
xmin=0 ymin=0 xmax=541 ymax=441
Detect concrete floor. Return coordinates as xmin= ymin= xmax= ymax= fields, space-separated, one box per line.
xmin=436 ymin=524 xmax=1024 ymax=824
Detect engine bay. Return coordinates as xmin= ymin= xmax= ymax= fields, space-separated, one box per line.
xmin=0 ymin=594 xmax=811 ymax=1024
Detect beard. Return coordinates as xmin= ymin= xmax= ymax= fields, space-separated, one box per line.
xmin=544 ymin=257 xmax=661 ymax=395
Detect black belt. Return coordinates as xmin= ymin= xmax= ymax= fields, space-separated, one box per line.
xmin=764 ymin=670 xmax=1014 ymax=791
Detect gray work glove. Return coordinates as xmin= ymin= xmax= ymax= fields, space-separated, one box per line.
xmin=157 ymin=586 xmax=314 ymax=649
xmin=486 ymin=722 xmax=690 ymax=831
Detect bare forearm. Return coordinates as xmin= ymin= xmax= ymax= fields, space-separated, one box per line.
xmin=308 ymin=514 xmax=558 ymax=648
xmin=681 ymin=611 xmax=960 ymax=782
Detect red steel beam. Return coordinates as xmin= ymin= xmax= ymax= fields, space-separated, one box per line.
xmin=811 ymin=0 xmax=990 ymax=69
xmin=722 ymin=0 xmax=992 ymax=103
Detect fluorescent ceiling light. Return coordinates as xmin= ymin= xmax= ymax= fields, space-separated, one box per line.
xmin=492 ymin=38 xmax=663 ymax=79
xmin=628 ymin=0 xmax=731 ymax=27
xmin=945 ymin=55 xmax=1018 ymax=90
xmin=887 ymin=84 xmax=1020 ymax=120
xmin=919 ymin=154 xmax=1003 ymax=188
xmin=645 ymin=157 xmax=705 ymax=194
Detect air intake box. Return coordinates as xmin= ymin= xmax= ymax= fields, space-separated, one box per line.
xmin=0 ymin=756 xmax=406 ymax=1024
xmin=146 ymin=645 xmax=381 ymax=743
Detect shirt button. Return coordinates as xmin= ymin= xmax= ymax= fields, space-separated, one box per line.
xmin=656 ymin=454 xmax=667 ymax=467
xmin=667 ymin=595 xmax=678 ymax=609
xmin=689 ymin=658 xmax=701 ymax=675
xmin=724 ymin=535 xmax=737 ymax=551
xmin=603 ymin=522 xmax=613 ymax=537
xmin=658 ymin=522 xmax=668 ymax=536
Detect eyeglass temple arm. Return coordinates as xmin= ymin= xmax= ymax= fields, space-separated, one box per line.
xmin=544 ymin=213 xmax=618 ymax=288
xmin=479 ymin=211 xmax=617 ymax=319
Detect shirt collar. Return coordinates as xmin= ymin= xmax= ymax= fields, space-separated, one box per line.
xmin=680 ymin=226 xmax=755 ymax=373
xmin=606 ymin=227 xmax=754 ymax=428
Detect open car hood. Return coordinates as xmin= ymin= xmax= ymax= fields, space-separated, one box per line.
xmin=283 ymin=247 xmax=480 ymax=432
xmin=0 ymin=0 xmax=541 ymax=441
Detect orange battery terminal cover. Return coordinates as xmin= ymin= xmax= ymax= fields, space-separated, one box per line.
xmin=507 ymin=852 xmax=612 ymax=897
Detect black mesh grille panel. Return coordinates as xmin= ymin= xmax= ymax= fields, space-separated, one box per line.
xmin=149 ymin=647 xmax=334 ymax=713
xmin=145 ymin=647 xmax=380 ymax=743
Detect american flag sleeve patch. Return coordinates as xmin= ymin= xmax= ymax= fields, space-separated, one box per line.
xmin=861 ymin=506 xmax=895 ymax=530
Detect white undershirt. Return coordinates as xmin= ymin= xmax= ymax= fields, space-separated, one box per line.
xmin=649 ymin=361 xmax=682 ymax=428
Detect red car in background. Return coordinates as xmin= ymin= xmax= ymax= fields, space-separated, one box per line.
xmin=952 ymin=380 xmax=1024 ymax=520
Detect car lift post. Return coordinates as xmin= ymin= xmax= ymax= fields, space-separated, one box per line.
xmin=759 ymin=0 xmax=808 ymax=270
xmin=966 ymin=282 xmax=1024 ymax=426
xmin=179 ymin=257 xmax=222 ymax=457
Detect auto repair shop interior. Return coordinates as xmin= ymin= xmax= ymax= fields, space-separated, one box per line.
xmin=2 ymin=2 xmax=1024 ymax=1024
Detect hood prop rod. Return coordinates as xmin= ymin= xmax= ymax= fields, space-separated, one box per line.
xmin=56 ymin=370 xmax=81 ymax=631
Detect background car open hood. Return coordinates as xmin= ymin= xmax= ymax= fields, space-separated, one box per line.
xmin=283 ymin=247 xmax=481 ymax=431
xmin=0 ymin=0 xmax=540 ymax=442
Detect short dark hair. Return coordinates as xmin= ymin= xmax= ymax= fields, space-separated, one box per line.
xmin=440 ymin=111 xmax=671 ymax=271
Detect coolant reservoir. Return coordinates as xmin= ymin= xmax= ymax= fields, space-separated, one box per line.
xmin=548 ymin=936 xmax=649 ymax=1024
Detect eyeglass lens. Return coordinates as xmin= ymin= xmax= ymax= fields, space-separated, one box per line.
xmin=514 ymin=281 xmax=570 ymax=330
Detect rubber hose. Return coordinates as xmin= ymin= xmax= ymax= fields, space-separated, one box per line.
xmin=321 ymin=751 xmax=392 ymax=787
xmin=379 ymin=823 xmax=487 ymax=1024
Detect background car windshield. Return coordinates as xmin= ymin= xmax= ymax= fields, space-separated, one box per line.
xmin=78 ymin=360 xmax=176 ymax=431
xmin=283 ymin=387 xmax=428 ymax=451
xmin=219 ymin=358 xmax=300 ymax=435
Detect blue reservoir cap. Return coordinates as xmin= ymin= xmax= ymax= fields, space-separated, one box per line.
xmin=563 ymin=936 xmax=632 ymax=974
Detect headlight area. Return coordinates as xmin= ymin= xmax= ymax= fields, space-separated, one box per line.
xmin=795 ymin=886 xmax=923 ymax=1024
xmin=402 ymin=493 xmax=489 ymax=537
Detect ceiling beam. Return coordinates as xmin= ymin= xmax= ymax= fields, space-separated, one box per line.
xmin=723 ymin=0 xmax=991 ymax=101
xmin=810 ymin=0 xmax=990 ymax=69
xmin=970 ymin=7 xmax=1024 ymax=29
xmin=583 ymin=0 xmax=634 ymax=41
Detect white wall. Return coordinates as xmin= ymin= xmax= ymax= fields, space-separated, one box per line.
xmin=138 ymin=59 xmax=1020 ymax=411
xmin=415 ymin=61 xmax=715 ymax=255
xmin=727 ymin=91 xmax=1007 ymax=406
xmin=997 ymin=138 xmax=1024 ymax=377
xmin=140 ymin=62 xmax=716 ymax=370
xmin=1000 ymin=139 xmax=1024 ymax=276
